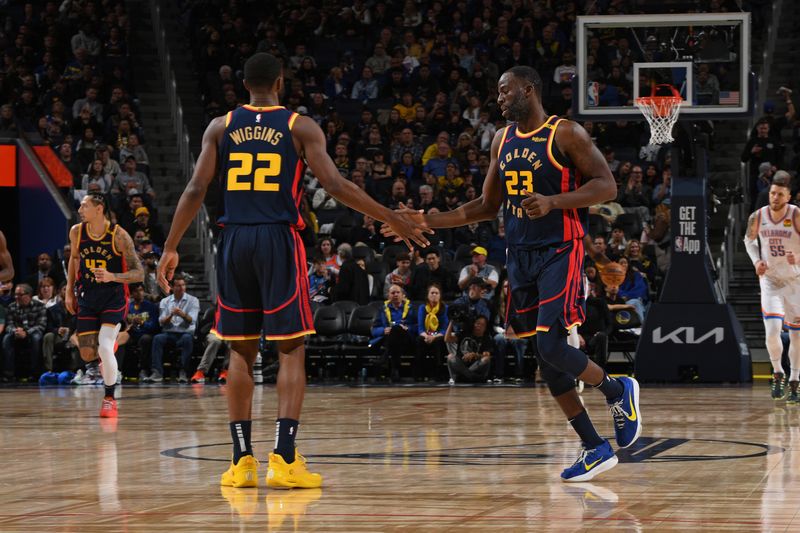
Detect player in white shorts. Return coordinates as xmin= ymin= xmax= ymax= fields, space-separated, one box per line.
xmin=744 ymin=173 xmax=800 ymax=402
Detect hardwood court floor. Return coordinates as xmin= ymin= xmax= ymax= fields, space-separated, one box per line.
xmin=0 ymin=383 xmax=799 ymax=532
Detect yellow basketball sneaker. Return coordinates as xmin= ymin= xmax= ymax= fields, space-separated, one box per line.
xmin=266 ymin=451 xmax=323 ymax=489
xmin=220 ymin=455 xmax=260 ymax=488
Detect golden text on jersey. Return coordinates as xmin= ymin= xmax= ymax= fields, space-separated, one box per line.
xmin=498 ymin=116 xmax=585 ymax=248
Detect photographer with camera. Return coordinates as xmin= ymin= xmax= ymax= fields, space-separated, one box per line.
xmin=370 ymin=284 xmax=418 ymax=382
xmin=444 ymin=315 xmax=494 ymax=384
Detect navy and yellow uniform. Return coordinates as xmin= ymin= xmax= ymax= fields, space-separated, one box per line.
xmin=76 ymin=222 xmax=128 ymax=335
xmin=499 ymin=115 xmax=587 ymax=337
xmin=211 ymin=105 xmax=315 ymax=341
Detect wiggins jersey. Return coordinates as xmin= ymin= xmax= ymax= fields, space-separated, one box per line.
xmin=77 ymin=222 xmax=126 ymax=292
xmin=498 ymin=115 xmax=586 ymax=249
xmin=217 ymin=105 xmax=306 ymax=228
xmin=757 ymin=204 xmax=800 ymax=282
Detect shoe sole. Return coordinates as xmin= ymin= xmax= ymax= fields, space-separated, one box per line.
xmin=619 ymin=377 xmax=642 ymax=449
xmin=266 ymin=469 xmax=322 ymax=489
xmin=562 ymin=455 xmax=619 ymax=483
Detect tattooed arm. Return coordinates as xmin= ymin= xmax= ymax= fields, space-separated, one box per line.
xmin=94 ymin=227 xmax=144 ymax=283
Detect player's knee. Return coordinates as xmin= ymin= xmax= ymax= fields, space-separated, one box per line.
xmin=540 ymin=364 xmax=575 ymax=397
xmin=536 ymin=327 xmax=568 ymax=366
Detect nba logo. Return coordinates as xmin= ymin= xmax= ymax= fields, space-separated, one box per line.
xmin=256 ymin=113 xmax=262 ymax=123
xmin=587 ymin=82 xmax=599 ymax=107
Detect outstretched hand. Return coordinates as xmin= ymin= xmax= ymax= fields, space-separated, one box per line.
xmin=157 ymin=249 xmax=179 ymax=295
xmin=380 ymin=203 xmax=434 ymax=250
xmin=521 ymin=190 xmax=555 ymax=219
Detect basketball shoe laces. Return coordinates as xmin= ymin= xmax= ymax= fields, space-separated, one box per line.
xmin=608 ymin=398 xmax=628 ymax=431
xmin=570 ymin=446 xmax=592 ymax=467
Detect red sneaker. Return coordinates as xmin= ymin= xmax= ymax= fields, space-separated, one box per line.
xmin=100 ymin=397 xmax=118 ymax=418
xmin=190 ymin=370 xmax=205 ymax=384
xmin=218 ymin=370 xmax=228 ymax=383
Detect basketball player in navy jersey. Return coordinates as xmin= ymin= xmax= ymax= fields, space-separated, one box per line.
xmin=387 ymin=65 xmax=642 ymax=482
xmin=158 ymin=53 xmax=430 ymax=489
xmin=65 ymin=193 xmax=143 ymax=418
xmin=0 ymin=230 xmax=13 ymax=282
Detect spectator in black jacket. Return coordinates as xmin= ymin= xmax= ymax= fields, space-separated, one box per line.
xmin=408 ymin=248 xmax=458 ymax=300
xmin=333 ymin=258 xmax=371 ymax=305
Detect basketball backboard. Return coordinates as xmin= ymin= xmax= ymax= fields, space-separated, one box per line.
xmin=574 ymin=13 xmax=753 ymax=120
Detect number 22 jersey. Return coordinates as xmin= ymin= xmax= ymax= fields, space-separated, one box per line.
xmin=217 ymin=105 xmax=306 ymax=228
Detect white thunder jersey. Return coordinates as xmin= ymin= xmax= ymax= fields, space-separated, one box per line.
xmin=758 ymin=204 xmax=800 ymax=283
xmin=757 ymin=204 xmax=800 ymax=328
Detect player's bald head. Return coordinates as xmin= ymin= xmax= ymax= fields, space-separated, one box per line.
xmin=244 ymin=53 xmax=282 ymax=89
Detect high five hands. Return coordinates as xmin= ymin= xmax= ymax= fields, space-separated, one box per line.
xmin=381 ymin=202 xmax=434 ymax=249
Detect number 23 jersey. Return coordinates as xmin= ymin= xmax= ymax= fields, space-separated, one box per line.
xmin=757 ymin=204 xmax=800 ymax=282
xmin=217 ymin=105 xmax=306 ymax=228
xmin=498 ymin=115 xmax=586 ymax=249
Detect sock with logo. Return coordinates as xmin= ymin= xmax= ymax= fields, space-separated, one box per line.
xmin=569 ymin=410 xmax=604 ymax=448
xmin=593 ymin=373 xmax=624 ymax=400
xmin=274 ymin=418 xmax=299 ymax=463
xmin=229 ymin=420 xmax=252 ymax=464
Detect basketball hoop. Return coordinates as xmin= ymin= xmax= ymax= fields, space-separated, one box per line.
xmin=636 ymin=84 xmax=683 ymax=145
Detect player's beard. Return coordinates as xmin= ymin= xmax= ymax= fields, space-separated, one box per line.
xmin=505 ymin=94 xmax=530 ymax=122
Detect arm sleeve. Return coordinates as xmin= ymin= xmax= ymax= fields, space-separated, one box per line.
xmin=743 ymin=235 xmax=761 ymax=265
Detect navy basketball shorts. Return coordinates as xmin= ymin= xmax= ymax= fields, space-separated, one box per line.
xmin=211 ymin=224 xmax=315 ymax=341
xmin=77 ymin=287 xmax=128 ymax=336
xmin=506 ymin=239 xmax=586 ymax=338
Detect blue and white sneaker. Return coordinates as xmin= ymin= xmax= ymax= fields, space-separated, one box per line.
xmin=608 ymin=376 xmax=642 ymax=448
xmin=561 ymin=440 xmax=618 ymax=482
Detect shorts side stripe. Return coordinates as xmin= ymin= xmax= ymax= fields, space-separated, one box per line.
xmin=217 ymin=296 xmax=261 ymax=314
xmin=266 ymin=329 xmax=315 ymax=341
xmin=77 ymin=330 xmax=98 ymax=336
xmin=210 ymin=329 xmax=262 ymax=341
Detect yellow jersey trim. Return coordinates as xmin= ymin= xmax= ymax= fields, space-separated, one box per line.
xmin=242 ymin=104 xmax=284 ymax=112
xmin=210 ymin=329 xmax=262 ymax=341
xmin=266 ymin=329 xmax=316 ymax=341
xmin=225 ymin=111 xmax=233 ymax=128
xmin=110 ymin=224 xmax=121 ymax=256
xmin=514 ymin=115 xmax=556 ymax=139
xmin=546 ymin=118 xmax=566 ymax=172
xmin=497 ymin=126 xmax=509 ymax=158
xmin=85 ymin=221 xmax=110 ymax=243
xmin=288 ymin=112 xmax=299 ymax=130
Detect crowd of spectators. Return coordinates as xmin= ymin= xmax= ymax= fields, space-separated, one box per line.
xmin=0 ymin=1 xmax=157 ymax=234
xmin=0 ymin=0 xmax=786 ymax=384
xmin=174 ymin=0 xmax=712 ymax=382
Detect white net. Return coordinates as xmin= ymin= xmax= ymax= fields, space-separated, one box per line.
xmin=636 ymin=96 xmax=682 ymax=145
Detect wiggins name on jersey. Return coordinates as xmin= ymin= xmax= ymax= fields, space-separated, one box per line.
xmin=498 ymin=115 xmax=586 ymax=249
xmin=217 ymin=105 xmax=306 ymax=228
